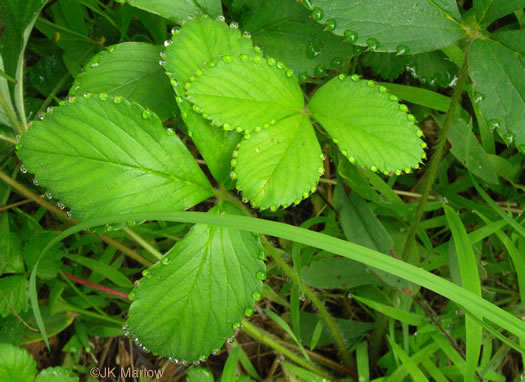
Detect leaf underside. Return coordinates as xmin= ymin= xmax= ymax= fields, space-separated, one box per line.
xmin=234 ymin=114 xmax=323 ymax=210
xmin=307 ymin=0 xmax=465 ymax=54
xmin=185 ymin=55 xmax=304 ymax=133
xmin=70 ymin=42 xmax=177 ymax=122
xmin=127 ymin=204 xmax=265 ymax=362
xmin=18 ymin=96 xmax=212 ymax=221
xmin=309 ymin=76 xmax=425 ymax=173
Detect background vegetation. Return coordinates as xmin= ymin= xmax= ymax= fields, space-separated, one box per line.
xmin=0 ymin=0 xmax=524 ymax=381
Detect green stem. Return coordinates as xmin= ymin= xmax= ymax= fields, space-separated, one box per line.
xmin=216 ymin=187 xmax=354 ymax=369
xmin=123 ymin=227 xmax=163 ymax=261
xmin=401 ymin=40 xmax=472 ymax=262
xmin=68 ymin=306 xmax=124 ymax=325
xmin=0 ymin=90 xmax=23 ymax=134
xmin=241 ymin=320 xmax=332 ymax=379
xmin=0 ymin=134 xmax=17 ymax=145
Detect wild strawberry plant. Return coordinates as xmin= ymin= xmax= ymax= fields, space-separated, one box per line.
xmin=0 ymin=0 xmax=524 ymax=380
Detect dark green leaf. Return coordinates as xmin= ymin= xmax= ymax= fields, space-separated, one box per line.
xmin=241 ymin=0 xmax=354 ymax=78
xmin=0 ymin=213 xmax=24 ymax=275
xmin=474 ymin=0 xmax=525 ymax=25
xmin=71 ymin=43 xmax=178 ymax=122
xmin=127 ymin=0 xmax=222 ymax=23
xmin=301 ymin=257 xmax=379 ymax=289
xmin=0 ymin=276 xmax=29 ymax=318
xmin=307 ymin=0 xmax=465 ymax=53
xmin=469 ymin=38 xmax=525 ymax=152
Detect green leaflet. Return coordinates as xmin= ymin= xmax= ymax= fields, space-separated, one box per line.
xmin=0 ymin=0 xmax=48 ymax=122
xmin=362 ymin=52 xmax=407 ymax=82
xmin=180 ymin=100 xmax=241 ymax=187
xmin=0 ymin=55 xmax=15 ymax=127
xmin=165 ymin=16 xmax=254 ymax=86
xmin=0 ymin=343 xmax=37 ymax=382
xmin=447 ymin=116 xmax=498 ymax=185
xmin=0 ymin=212 xmax=24 ymax=274
xmin=241 ymin=0 xmax=354 ymax=78
xmin=185 ymin=55 xmax=304 ymax=134
xmin=70 ymin=43 xmax=178 ymax=122
xmin=469 ymin=37 xmax=525 ymax=152
xmin=18 ymin=96 xmax=212 ymax=221
xmin=474 ymin=0 xmax=525 ymax=26
xmin=127 ymin=0 xmax=222 ymax=23
xmin=306 ymin=0 xmax=465 ymax=54
xmin=164 ymin=16 xmax=253 ymax=185
xmin=233 ymin=114 xmax=323 ymax=210
xmin=35 ymin=367 xmax=78 ymax=382
xmin=309 ymin=75 xmax=425 ymax=173
xmin=405 ymin=50 xmax=459 ymax=88
xmin=0 ymin=276 xmax=28 ymax=318
xmin=126 ymin=203 xmax=265 ymax=362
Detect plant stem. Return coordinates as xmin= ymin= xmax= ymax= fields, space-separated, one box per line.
xmin=122 ymin=227 xmax=163 ymax=261
xmin=216 ymin=187 xmax=354 ymax=369
xmin=401 ymin=40 xmax=472 ymax=262
xmin=0 ymin=169 xmax=152 ymax=266
xmin=0 ymin=134 xmax=17 ymax=145
xmin=63 ymin=272 xmax=130 ymax=300
xmin=241 ymin=320 xmax=332 ymax=379
xmin=0 ymin=90 xmax=23 ymax=134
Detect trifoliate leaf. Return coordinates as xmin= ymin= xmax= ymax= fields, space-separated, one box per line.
xmin=0 ymin=342 xmax=37 ymax=382
xmin=70 ymin=43 xmax=177 ymax=122
xmin=164 ymin=16 xmax=253 ymax=185
xmin=18 ymin=96 xmax=213 ymax=221
xmin=306 ymin=0 xmax=465 ymax=54
xmin=35 ymin=367 xmax=78 ymax=382
xmin=234 ymin=114 xmax=323 ymax=210
xmin=126 ymin=203 xmax=265 ymax=362
xmin=241 ymin=0 xmax=354 ymax=78
xmin=469 ymin=37 xmax=525 ymax=152
xmin=309 ymin=75 xmax=425 ymax=173
xmin=185 ymin=55 xmax=304 ymax=133
xmin=126 ymin=0 xmax=222 ymax=24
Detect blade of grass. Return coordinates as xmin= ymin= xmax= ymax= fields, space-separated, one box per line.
xmin=30 ymin=211 xmax=525 ymax=353
xmin=471 ymin=174 xmax=525 ymax=238
xmin=444 ymin=205 xmax=482 ymax=382
xmin=387 ymin=336 xmax=429 ymax=381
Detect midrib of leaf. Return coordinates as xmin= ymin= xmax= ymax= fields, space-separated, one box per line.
xmin=485 ymin=42 xmax=525 ymax=114
xmin=251 ymin=114 xmax=304 ymax=200
xmin=487 ymin=37 xmax=525 ymax=57
xmin=179 ymin=226 xmax=216 ymax=315
xmin=24 ymin=148 xmax=206 ymax=189
xmin=426 ymin=0 xmax=464 ymax=25
xmin=313 ymin=111 xmax=418 ymax=161
xmin=478 ymin=0 xmax=495 ymax=24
